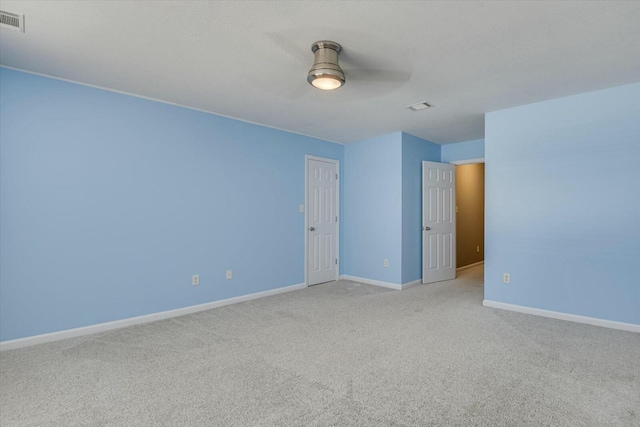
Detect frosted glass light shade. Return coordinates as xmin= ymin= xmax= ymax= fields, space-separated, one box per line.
xmin=310 ymin=76 xmax=343 ymax=90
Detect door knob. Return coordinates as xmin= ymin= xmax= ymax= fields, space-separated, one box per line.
xmin=424 ymin=226 xmax=431 ymax=231
xmin=309 ymin=227 xmax=316 ymax=231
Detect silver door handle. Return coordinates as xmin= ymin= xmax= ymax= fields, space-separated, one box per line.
xmin=423 ymin=226 xmax=431 ymax=231
xmin=309 ymin=227 xmax=316 ymax=231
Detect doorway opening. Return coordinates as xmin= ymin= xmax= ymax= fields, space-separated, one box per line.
xmin=451 ymin=159 xmax=485 ymax=272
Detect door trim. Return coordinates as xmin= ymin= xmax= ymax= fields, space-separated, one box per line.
xmin=305 ymin=155 xmax=340 ymax=287
xmin=449 ymin=157 xmax=485 ymax=165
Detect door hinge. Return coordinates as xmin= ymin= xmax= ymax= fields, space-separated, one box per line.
xmin=336 ymin=215 xmax=338 ymax=222
xmin=336 ymin=173 xmax=338 ymax=179
xmin=335 ymin=258 xmax=338 ymax=265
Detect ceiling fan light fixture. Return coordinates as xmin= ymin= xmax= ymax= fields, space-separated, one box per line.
xmin=310 ymin=75 xmax=343 ymax=90
xmin=307 ymin=41 xmax=345 ymax=91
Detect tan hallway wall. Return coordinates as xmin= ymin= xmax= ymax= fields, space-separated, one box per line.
xmin=456 ymin=163 xmax=484 ymax=268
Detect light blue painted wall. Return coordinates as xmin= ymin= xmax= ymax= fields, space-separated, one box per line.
xmin=485 ymin=83 xmax=640 ymax=325
xmin=441 ymin=138 xmax=484 ymax=163
xmin=401 ymin=133 xmax=440 ymax=283
xmin=0 ymin=68 xmax=344 ymax=341
xmin=343 ymin=133 xmax=403 ymax=283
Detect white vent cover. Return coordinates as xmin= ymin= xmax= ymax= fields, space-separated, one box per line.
xmin=407 ymin=102 xmax=432 ymax=112
xmin=0 ymin=10 xmax=24 ymax=32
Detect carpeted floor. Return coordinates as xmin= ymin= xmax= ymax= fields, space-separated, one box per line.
xmin=1 ymin=265 xmax=639 ymax=426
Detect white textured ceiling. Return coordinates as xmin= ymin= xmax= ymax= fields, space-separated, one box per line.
xmin=1 ymin=1 xmax=639 ymax=144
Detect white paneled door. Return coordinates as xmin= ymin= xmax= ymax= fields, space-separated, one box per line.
xmin=422 ymin=161 xmax=456 ymax=284
xmin=307 ymin=157 xmax=339 ymax=286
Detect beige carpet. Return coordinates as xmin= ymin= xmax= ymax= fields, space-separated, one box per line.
xmin=1 ymin=265 xmax=639 ymax=426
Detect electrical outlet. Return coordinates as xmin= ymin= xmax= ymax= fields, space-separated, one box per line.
xmin=503 ymin=273 xmax=510 ymax=284
xmin=477 ymin=246 xmax=480 ymax=253
xmin=192 ymin=274 xmax=200 ymax=286
xmin=383 ymin=259 xmax=389 ymax=267
xmin=226 ymin=270 xmax=233 ymax=280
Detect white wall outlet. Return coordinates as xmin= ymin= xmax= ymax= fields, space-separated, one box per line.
xmin=192 ymin=274 xmax=200 ymax=286
xmin=299 ymin=204 xmax=304 ymax=213
xmin=503 ymin=273 xmax=510 ymax=284
xmin=383 ymin=259 xmax=389 ymax=267
xmin=477 ymin=246 xmax=480 ymax=253
xmin=226 ymin=270 xmax=233 ymax=280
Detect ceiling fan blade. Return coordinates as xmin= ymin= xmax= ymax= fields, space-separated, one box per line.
xmin=266 ymin=32 xmax=309 ymax=65
xmin=344 ymin=68 xmax=411 ymax=83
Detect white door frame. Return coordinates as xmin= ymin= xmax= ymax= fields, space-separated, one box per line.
xmin=449 ymin=157 xmax=485 ymax=165
xmin=305 ymin=155 xmax=340 ymax=287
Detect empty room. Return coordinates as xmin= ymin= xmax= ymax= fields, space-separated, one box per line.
xmin=1 ymin=1 xmax=639 ymax=426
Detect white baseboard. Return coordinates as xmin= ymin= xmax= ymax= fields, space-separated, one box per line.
xmin=339 ymin=275 xmax=419 ymax=291
xmin=340 ymin=275 xmax=402 ymax=290
xmin=0 ymin=283 xmax=307 ymax=352
xmin=457 ymin=261 xmax=484 ymax=271
xmin=400 ymin=279 xmax=422 ymax=290
xmin=482 ymin=300 xmax=640 ymax=333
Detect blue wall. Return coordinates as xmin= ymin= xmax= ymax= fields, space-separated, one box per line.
xmin=343 ymin=133 xmax=403 ymax=283
xmin=441 ymin=138 xmax=484 ymax=163
xmin=485 ymin=83 xmax=640 ymax=325
xmin=0 ymin=68 xmax=344 ymax=341
xmin=17 ymin=65 xmax=622 ymax=340
xmin=401 ymin=133 xmax=440 ymax=283
xmin=343 ymin=132 xmax=441 ymax=285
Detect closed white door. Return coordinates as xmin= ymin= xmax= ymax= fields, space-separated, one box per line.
xmin=307 ymin=157 xmax=339 ymax=285
xmin=422 ymin=161 xmax=456 ymax=283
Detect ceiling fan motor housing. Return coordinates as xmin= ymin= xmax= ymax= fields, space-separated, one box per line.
xmin=307 ymin=41 xmax=345 ymax=87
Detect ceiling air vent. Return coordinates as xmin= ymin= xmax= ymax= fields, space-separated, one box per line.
xmin=0 ymin=10 xmax=25 ymax=32
xmin=407 ymin=102 xmax=432 ymax=112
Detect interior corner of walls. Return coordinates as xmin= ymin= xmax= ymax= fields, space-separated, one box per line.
xmin=401 ymin=279 xmax=422 ymax=290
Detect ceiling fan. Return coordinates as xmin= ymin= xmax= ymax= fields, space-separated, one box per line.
xmin=307 ymin=41 xmax=345 ymax=90
xmin=266 ymin=32 xmax=411 ymax=97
